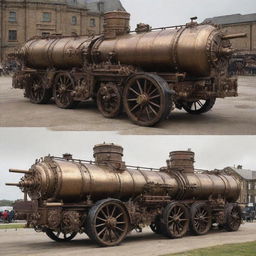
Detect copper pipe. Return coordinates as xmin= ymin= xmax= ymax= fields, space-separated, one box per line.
xmin=5 ymin=183 xmax=20 ymax=187
xmin=222 ymin=33 xmax=247 ymax=40
xmin=9 ymin=169 xmax=31 ymax=174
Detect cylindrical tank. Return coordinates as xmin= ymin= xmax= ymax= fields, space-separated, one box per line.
xmin=20 ymin=158 xmax=179 ymax=202
xmin=96 ymin=24 xmax=228 ymax=76
xmin=20 ymin=36 xmax=96 ymax=69
xmin=17 ymin=11 xmax=232 ymax=76
xmin=16 ymin=147 xmax=240 ymax=203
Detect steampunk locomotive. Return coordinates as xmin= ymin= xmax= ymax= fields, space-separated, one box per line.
xmin=12 ymin=11 xmax=245 ymax=126
xmin=7 ymin=143 xmax=242 ymax=246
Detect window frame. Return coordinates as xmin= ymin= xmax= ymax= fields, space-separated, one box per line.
xmin=90 ymin=18 xmax=96 ymax=27
xmin=71 ymin=16 xmax=77 ymax=25
xmin=8 ymin=30 xmax=17 ymax=41
xmin=8 ymin=11 xmax=17 ymax=23
xmin=42 ymin=12 xmax=51 ymax=22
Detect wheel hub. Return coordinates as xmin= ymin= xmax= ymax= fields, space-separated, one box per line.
xmin=105 ymin=217 xmax=117 ymax=228
xmin=59 ymin=85 xmax=67 ymax=93
xmin=173 ymin=215 xmax=180 ymax=222
xmin=137 ymin=94 xmax=149 ymax=105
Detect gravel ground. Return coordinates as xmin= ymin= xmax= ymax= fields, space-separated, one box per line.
xmin=0 ymin=76 xmax=256 ymax=135
xmin=0 ymin=223 xmax=256 ymax=256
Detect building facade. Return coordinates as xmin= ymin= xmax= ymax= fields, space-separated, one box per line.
xmin=205 ymin=13 xmax=256 ymax=52
xmin=222 ymin=166 xmax=256 ymax=206
xmin=0 ymin=0 xmax=125 ymax=62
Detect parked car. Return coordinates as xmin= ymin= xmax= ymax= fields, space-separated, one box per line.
xmin=242 ymin=206 xmax=256 ymax=222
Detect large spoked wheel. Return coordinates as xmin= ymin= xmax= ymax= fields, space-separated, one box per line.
xmin=224 ymin=203 xmax=242 ymax=232
xmin=161 ymin=202 xmax=189 ymax=239
xmin=190 ymin=202 xmax=212 ymax=235
xmin=150 ymin=216 xmax=162 ymax=234
xmin=123 ymin=73 xmax=172 ymax=127
xmin=97 ymin=83 xmax=122 ymax=118
xmin=53 ymin=73 xmax=78 ymax=109
xmin=86 ymin=199 xmax=129 ymax=247
xmin=29 ymin=75 xmax=51 ymax=104
xmin=45 ymin=229 xmax=77 ymax=242
xmin=182 ymin=98 xmax=216 ymax=114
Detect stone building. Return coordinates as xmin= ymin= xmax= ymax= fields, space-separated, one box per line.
xmin=0 ymin=0 xmax=125 ymax=62
xmin=204 ymin=13 xmax=256 ymax=52
xmin=222 ymin=165 xmax=256 ymax=206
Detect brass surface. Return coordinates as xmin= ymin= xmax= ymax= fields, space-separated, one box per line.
xmin=7 ymin=144 xmax=242 ymax=245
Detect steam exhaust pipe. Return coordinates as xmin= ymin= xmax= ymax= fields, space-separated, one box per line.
xmin=5 ymin=183 xmax=20 ymax=187
xmin=222 ymin=33 xmax=247 ymax=40
xmin=9 ymin=169 xmax=31 ymax=174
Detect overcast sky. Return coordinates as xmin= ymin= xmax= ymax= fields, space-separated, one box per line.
xmin=1 ymin=128 xmax=256 ymax=200
xmin=121 ymin=0 xmax=256 ymax=29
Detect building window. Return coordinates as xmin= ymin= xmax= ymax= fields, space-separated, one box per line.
xmin=71 ymin=16 xmax=77 ymax=25
xmin=42 ymin=12 xmax=51 ymax=22
xmin=8 ymin=11 xmax=17 ymax=22
xmin=90 ymin=18 xmax=96 ymax=27
xmin=248 ymin=183 xmax=251 ymax=190
xmin=42 ymin=32 xmax=50 ymax=37
xmin=8 ymin=30 xmax=17 ymax=41
xmin=248 ymin=195 xmax=251 ymax=203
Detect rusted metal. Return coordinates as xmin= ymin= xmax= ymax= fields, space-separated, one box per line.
xmin=7 ymin=143 xmax=242 ymax=246
xmin=12 ymin=10 xmax=239 ymax=127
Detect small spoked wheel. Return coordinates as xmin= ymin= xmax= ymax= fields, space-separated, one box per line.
xmin=86 ymin=199 xmax=129 ymax=247
xmin=29 ymin=75 xmax=51 ymax=104
xmin=53 ymin=73 xmax=77 ymax=109
xmin=123 ymin=73 xmax=172 ymax=127
xmin=150 ymin=216 xmax=162 ymax=234
xmin=190 ymin=202 xmax=212 ymax=235
xmin=182 ymin=98 xmax=216 ymax=114
xmin=97 ymin=83 xmax=122 ymax=118
xmin=224 ymin=203 xmax=242 ymax=232
xmin=161 ymin=202 xmax=189 ymax=239
xmin=45 ymin=229 xmax=77 ymax=242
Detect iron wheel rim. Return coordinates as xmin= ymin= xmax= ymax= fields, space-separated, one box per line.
xmin=92 ymin=202 xmax=129 ymax=246
xmin=123 ymin=74 xmax=170 ymax=126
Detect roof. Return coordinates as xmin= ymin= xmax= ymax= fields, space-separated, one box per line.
xmin=204 ymin=13 xmax=256 ymax=25
xmin=85 ymin=0 xmax=125 ymax=13
xmin=228 ymin=167 xmax=256 ymax=180
xmin=24 ymin=0 xmax=125 ymax=12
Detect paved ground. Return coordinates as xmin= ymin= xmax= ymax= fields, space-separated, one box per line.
xmin=0 ymin=76 xmax=256 ymax=135
xmin=0 ymin=224 xmax=256 ymax=256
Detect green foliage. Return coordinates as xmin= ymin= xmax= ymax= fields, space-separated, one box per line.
xmin=0 ymin=200 xmax=14 ymax=206
xmin=164 ymin=241 xmax=256 ymax=256
xmin=0 ymin=224 xmax=25 ymax=229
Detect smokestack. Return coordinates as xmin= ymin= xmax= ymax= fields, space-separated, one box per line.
xmin=93 ymin=143 xmax=125 ymax=167
xmin=103 ymin=11 xmax=130 ymax=39
xmin=168 ymin=150 xmax=195 ymax=173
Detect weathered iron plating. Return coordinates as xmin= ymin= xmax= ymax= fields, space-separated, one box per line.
xmin=7 ymin=143 xmax=242 ymax=247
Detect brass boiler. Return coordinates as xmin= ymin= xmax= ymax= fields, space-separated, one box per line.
xmin=11 ymin=144 xmax=240 ymax=203
xmin=96 ymin=23 xmax=229 ymax=76
xmin=19 ymin=11 xmax=233 ymax=76
xmin=19 ymin=35 xmax=97 ymax=69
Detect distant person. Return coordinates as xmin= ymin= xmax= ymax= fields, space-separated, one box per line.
xmin=3 ymin=210 xmax=8 ymax=222
xmin=8 ymin=210 xmax=15 ymax=223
